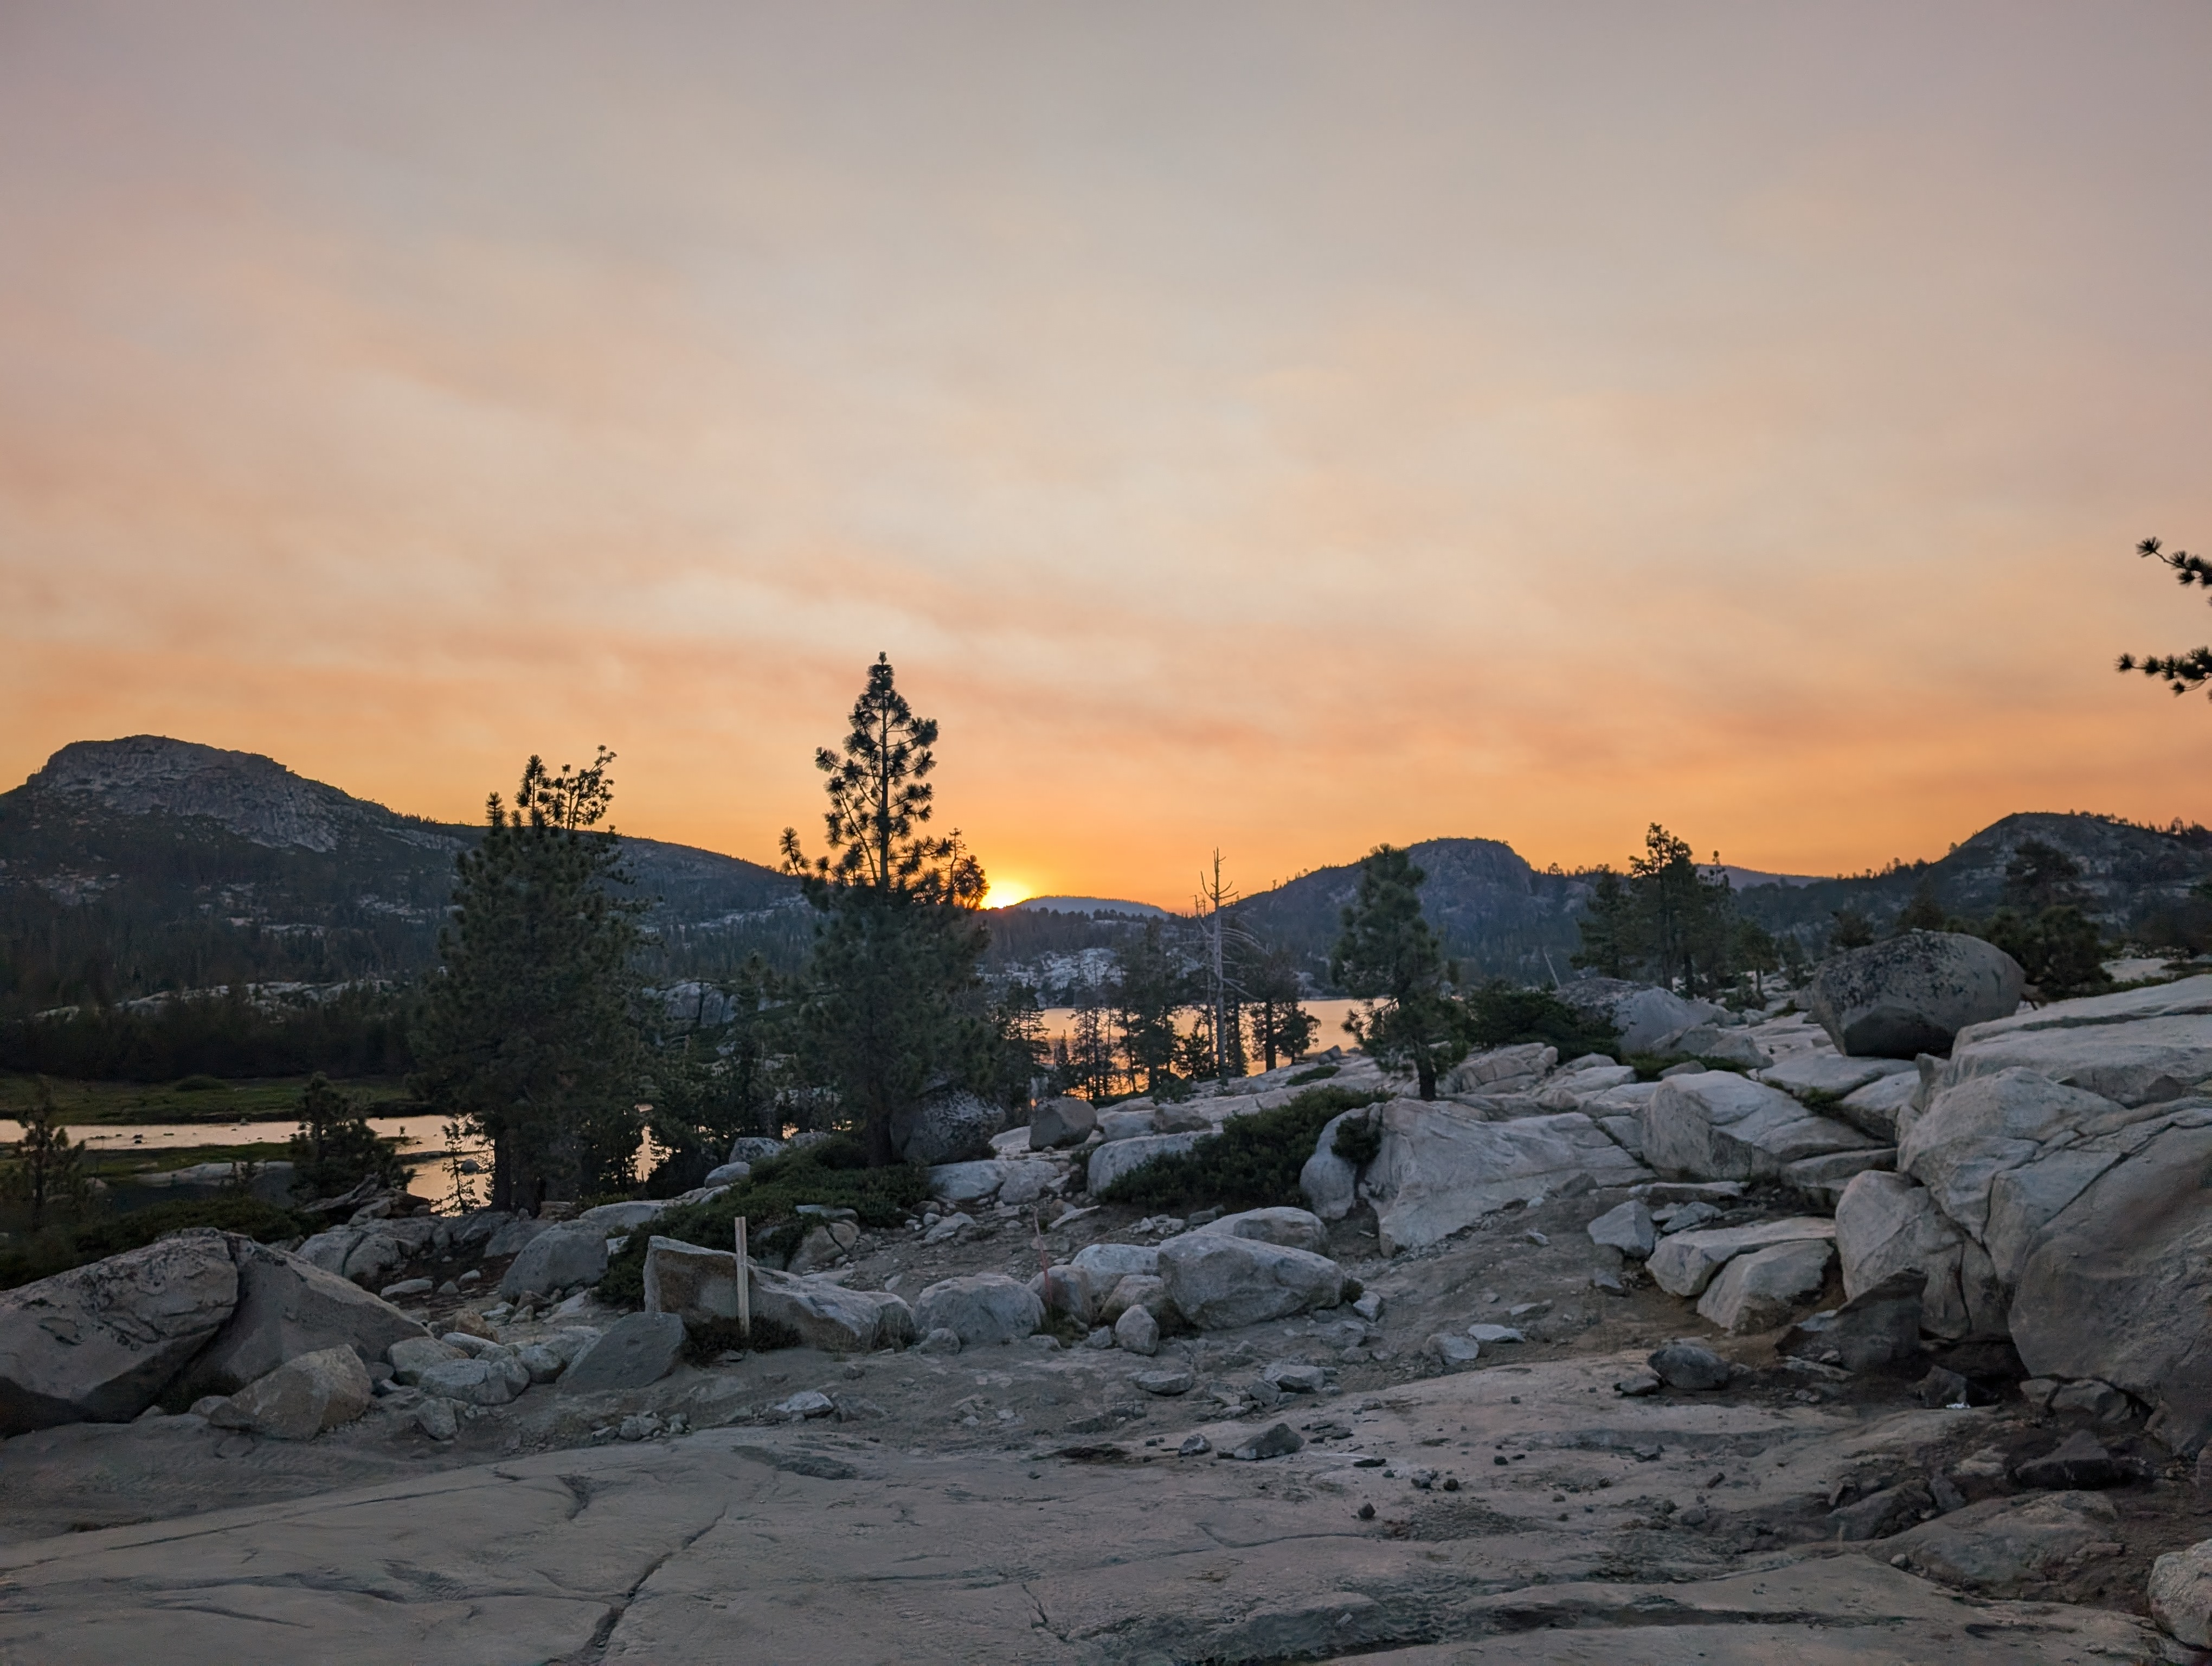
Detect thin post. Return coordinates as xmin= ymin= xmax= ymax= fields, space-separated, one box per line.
xmin=735 ymin=1215 xmax=750 ymax=1338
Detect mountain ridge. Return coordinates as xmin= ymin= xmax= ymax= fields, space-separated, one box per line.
xmin=0 ymin=737 xmax=799 ymax=1018
xmin=7 ymin=736 xmax=2209 ymax=1020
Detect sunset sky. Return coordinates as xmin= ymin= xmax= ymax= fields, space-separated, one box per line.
xmin=4 ymin=4 xmax=2211 ymax=907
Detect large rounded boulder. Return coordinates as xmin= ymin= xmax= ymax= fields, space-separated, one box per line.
xmin=890 ymin=1090 xmax=1006 ymax=1165
xmin=1027 ymin=1097 xmax=1097 ymax=1150
xmin=0 ymin=1229 xmax=240 ymax=1433
xmin=913 ymin=1274 xmax=1044 ymax=1348
xmin=1155 ymin=1232 xmax=1343 ymax=1330
xmin=1808 ymin=932 xmax=2024 ymax=1058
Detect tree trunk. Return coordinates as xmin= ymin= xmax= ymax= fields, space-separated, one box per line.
xmin=864 ymin=1101 xmax=897 ymax=1168
xmin=490 ymin=1130 xmax=515 ymax=1213
xmin=1416 ymin=1056 xmax=1436 ymax=1101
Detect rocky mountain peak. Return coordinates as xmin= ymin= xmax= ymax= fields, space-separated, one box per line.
xmin=24 ymin=736 xmax=376 ymax=853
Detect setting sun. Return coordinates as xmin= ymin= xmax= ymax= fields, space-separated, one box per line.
xmin=981 ymin=877 xmax=1032 ymax=910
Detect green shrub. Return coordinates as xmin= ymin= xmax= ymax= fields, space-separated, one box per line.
xmin=1332 ymin=1115 xmax=1382 ymax=1168
xmin=1626 ymin=1054 xmax=1750 ymax=1083
xmin=0 ymin=1194 xmax=315 ymax=1291
xmin=1039 ymin=1306 xmax=1092 ymax=1348
xmin=680 ymin=1313 xmax=802 ymax=1364
xmin=1972 ymin=906 xmax=2113 ymax=1000
xmin=1097 ymin=1086 xmax=1386 ymax=1212
xmin=1287 ymin=1063 xmax=1339 ymax=1086
xmin=173 ymin=1074 xmax=232 ymax=1093
xmin=1463 ymin=983 xmax=1619 ymax=1059
xmin=287 ymin=1073 xmax=405 ymax=1202
xmin=596 ymin=1135 xmax=930 ymax=1306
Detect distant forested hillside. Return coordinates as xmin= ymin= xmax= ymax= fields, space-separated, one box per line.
xmin=1731 ymin=811 xmax=2212 ymax=951
xmin=0 ymin=737 xmax=804 ymax=1026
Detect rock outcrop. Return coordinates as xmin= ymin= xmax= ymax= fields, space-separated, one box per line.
xmin=2008 ymin=1113 xmax=2212 ymax=1445
xmin=1365 ymin=1100 xmax=1648 ymax=1254
xmin=1834 ymin=1170 xmax=2002 ymax=1339
xmin=1552 ymin=978 xmax=1720 ymax=1054
xmin=220 ymin=1345 xmax=372 ymax=1441
xmin=748 ymin=1265 xmax=915 ymax=1354
xmin=1811 ymin=976 xmax=2212 ymax=1444
xmin=1940 ymin=976 xmax=2212 ymax=1106
xmin=177 ymin=1238 xmax=427 ymax=1399
xmin=1088 ymin=1131 xmax=1206 ymax=1195
xmin=642 ymin=1238 xmax=742 ymax=1329
xmin=1647 ymin=1217 xmax=1836 ymax=1299
xmin=1694 ymin=1238 xmax=1834 ymax=1334
xmin=1641 ymin=1072 xmax=1887 ymax=1188
xmin=1155 ymin=1232 xmax=1344 ymax=1329
xmin=1191 ymin=1206 xmax=1329 ymax=1255
xmin=912 ymin=1274 xmax=1044 ymax=1348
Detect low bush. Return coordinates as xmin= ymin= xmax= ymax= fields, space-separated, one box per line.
xmin=1286 ymin=1063 xmax=1339 ymax=1086
xmin=596 ymin=1134 xmax=931 ymax=1306
xmin=1097 ymin=1086 xmax=1386 ymax=1212
xmin=1626 ymin=1054 xmax=1751 ymax=1083
xmin=1331 ymin=1115 xmax=1382 ymax=1168
xmin=0 ymin=1193 xmax=314 ymax=1291
xmin=1463 ymin=983 xmax=1620 ymax=1059
xmin=680 ymin=1313 xmax=802 ymax=1364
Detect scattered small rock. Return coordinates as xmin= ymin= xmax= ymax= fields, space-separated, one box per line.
xmin=1915 ymin=1366 xmax=1972 ymax=1409
xmin=1647 ymin=1343 xmax=1730 ymax=1392
xmin=2012 ymin=1430 xmax=2138 ymax=1490
xmin=1227 ymin=1421 xmax=1303 ymax=1461
xmin=1587 ymin=1200 xmax=1656 ymax=1259
xmin=1131 ymin=1367 xmax=1195 ymax=1396
xmin=1425 ymin=1334 xmax=1482 ymax=1371
xmin=2049 ymin=1379 xmax=2132 ymax=1424
xmin=2150 ymin=1537 xmax=2212 ymax=1648
xmin=1114 ymin=1305 xmax=1160 ymax=1356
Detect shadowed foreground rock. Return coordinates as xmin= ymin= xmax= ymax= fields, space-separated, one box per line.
xmin=0 ymin=1359 xmax=2174 ymax=1666
xmin=0 ymin=1231 xmax=239 ymax=1433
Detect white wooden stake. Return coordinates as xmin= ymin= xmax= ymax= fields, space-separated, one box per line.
xmin=735 ymin=1215 xmax=750 ymax=1338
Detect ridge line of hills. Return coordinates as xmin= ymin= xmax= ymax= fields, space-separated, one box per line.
xmin=4 ymin=735 xmax=2210 ymax=1021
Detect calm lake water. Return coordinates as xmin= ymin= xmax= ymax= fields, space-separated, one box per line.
xmin=0 ymin=999 xmax=1368 ymax=1210
xmin=0 ymin=1116 xmax=494 ymax=1212
xmin=1036 ymin=998 xmax=1365 ymax=1056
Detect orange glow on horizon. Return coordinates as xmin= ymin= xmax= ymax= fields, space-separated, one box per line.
xmin=981 ymin=877 xmax=1034 ymax=911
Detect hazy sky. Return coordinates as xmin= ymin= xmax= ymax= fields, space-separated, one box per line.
xmin=5 ymin=3 xmax=2211 ymax=906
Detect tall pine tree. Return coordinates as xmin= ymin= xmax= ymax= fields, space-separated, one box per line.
xmin=1242 ymin=941 xmax=1316 ymax=1072
xmin=1113 ymin=918 xmax=1187 ymax=1096
xmin=1331 ymin=844 xmax=1467 ymax=1100
xmin=411 ymin=749 xmax=645 ymax=1212
xmin=781 ymin=655 xmax=1000 ymax=1166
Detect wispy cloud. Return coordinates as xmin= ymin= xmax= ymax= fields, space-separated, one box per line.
xmin=4 ymin=3 xmax=2211 ymax=901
